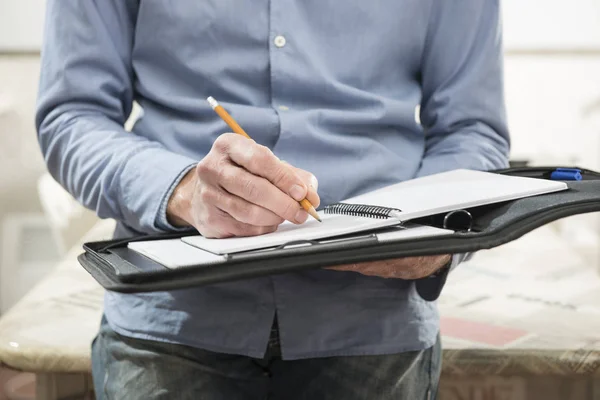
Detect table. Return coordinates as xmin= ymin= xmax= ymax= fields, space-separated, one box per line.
xmin=437 ymin=222 xmax=600 ymax=399
xmin=0 ymin=220 xmax=111 ymax=400
xmin=0 ymin=220 xmax=598 ymax=399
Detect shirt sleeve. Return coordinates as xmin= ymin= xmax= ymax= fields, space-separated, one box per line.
xmin=416 ymin=0 xmax=510 ymax=177
xmin=415 ymin=0 xmax=510 ymax=274
xmin=35 ymin=0 xmax=198 ymax=234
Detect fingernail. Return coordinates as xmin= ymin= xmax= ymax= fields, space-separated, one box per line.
xmin=290 ymin=185 xmax=305 ymax=201
xmin=310 ymin=175 xmax=318 ymax=190
xmin=295 ymin=209 xmax=308 ymax=223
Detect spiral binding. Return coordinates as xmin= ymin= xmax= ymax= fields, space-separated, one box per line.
xmin=322 ymin=203 xmax=401 ymax=219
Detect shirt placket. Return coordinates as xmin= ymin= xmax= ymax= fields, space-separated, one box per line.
xmin=268 ymin=0 xmax=291 ymax=354
xmin=268 ymin=0 xmax=291 ymax=148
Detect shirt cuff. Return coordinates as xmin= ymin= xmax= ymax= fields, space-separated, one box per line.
xmin=448 ymin=252 xmax=472 ymax=272
xmin=154 ymin=163 xmax=198 ymax=232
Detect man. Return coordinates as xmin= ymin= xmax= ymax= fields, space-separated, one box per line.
xmin=35 ymin=1 xmax=509 ymax=399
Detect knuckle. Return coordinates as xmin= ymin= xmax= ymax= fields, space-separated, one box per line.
xmin=212 ymin=136 xmax=227 ymax=152
xmin=213 ymin=133 xmax=237 ymax=153
xmin=196 ymin=160 xmax=212 ymax=177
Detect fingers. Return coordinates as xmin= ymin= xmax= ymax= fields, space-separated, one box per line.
xmin=288 ymin=165 xmax=320 ymax=209
xmin=326 ymin=255 xmax=452 ymax=280
xmin=193 ymin=133 xmax=321 ymax=238
xmin=197 ymin=183 xmax=284 ymax=227
xmin=223 ymin=135 xmax=310 ymax=203
xmin=328 ymin=261 xmax=410 ymax=279
xmin=197 ymin=207 xmax=279 ymax=238
xmin=216 ymin=164 xmax=309 ymax=224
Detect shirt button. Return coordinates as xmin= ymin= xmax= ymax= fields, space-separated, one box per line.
xmin=274 ymin=35 xmax=287 ymax=48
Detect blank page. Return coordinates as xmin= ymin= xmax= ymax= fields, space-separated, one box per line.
xmin=343 ymin=169 xmax=568 ymax=221
xmin=181 ymin=212 xmax=400 ymax=254
xmin=128 ymin=239 xmax=227 ymax=269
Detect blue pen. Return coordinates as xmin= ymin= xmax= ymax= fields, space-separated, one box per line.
xmin=549 ymin=168 xmax=582 ymax=181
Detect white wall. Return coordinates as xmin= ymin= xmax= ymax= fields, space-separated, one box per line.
xmin=504 ymin=57 xmax=600 ymax=168
xmin=0 ymin=0 xmax=46 ymax=52
xmin=503 ymin=0 xmax=600 ymax=50
xmin=0 ymin=56 xmax=46 ymax=214
xmin=500 ymin=0 xmax=600 ymax=167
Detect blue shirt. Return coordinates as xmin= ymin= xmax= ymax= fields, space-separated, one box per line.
xmin=36 ymin=0 xmax=509 ymax=359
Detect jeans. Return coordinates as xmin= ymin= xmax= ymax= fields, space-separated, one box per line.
xmin=91 ymin=316 xmax=441 ymax=400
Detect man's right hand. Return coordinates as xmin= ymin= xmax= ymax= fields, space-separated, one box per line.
xmin=166 ymin=133 xmax=320 ymax=238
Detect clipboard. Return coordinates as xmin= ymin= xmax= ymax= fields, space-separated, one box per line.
xmin=77 ymin=166 xmax=600 ymax=300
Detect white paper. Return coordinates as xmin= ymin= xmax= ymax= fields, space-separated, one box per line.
xmin=343 ymin=169 xmax=567 ymax=221
xmin=128 ymin=239 xmax=227 ymax=269
xmin=182 ymin=212 xmax=400 ymax=254
xmin=177 ymin=169 xmax=567 ymax=255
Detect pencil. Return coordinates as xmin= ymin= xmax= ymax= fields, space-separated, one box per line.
xmin=207 ymin=96 xmax=321 ymax=222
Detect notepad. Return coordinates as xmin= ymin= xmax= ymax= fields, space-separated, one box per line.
xmin=182 ymin=212 xmax=400 ymax=254
xmin=181 ymin=169 xmax=568 ymax=255
xmin=128 ymin=239 xmax=227 ymax=269
xmin=341 ymin=168 xmax=568 ymax=221
xmin=128 ymin=223 xmax=455 ymax=268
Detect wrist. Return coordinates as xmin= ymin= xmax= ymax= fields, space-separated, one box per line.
xmin=166 ymin=168 xmax=196 ymax=227
xmin=429 ymin=255 xmax=452 ymax=277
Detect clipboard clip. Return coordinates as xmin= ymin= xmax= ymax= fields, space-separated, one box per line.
xmin=273 ymin=234 xmax=378 ymax=251
xmin=275 ymin=240 xmax=322 ymax=250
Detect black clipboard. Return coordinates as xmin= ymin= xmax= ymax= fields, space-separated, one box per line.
xmin=77 ymin=166 xmax=600 ymax=300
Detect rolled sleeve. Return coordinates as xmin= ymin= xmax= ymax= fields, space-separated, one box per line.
xmin=417 ymin=0 xmax=510 ymax=177
xmin=413 ymin=0 xmax=511 ymax=275
xmin=154 ymin=164 xmax=198 ymax=232
xmin=35 ymin=0 xmax=199 ymax=234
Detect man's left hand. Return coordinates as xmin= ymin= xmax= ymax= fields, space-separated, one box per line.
xmin=327 ymin=254 xmax=452 ymax=280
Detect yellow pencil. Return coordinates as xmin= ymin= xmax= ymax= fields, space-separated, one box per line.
xmin=207 ymin=96 xmax=321 ymax=222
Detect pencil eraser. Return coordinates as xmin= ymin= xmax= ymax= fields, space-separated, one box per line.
xmin=207 ymin=96 xmax=218 ymax=109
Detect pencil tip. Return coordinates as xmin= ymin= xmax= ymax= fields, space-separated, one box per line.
xmin=307 ymin=208 xmax=322 ymax=222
